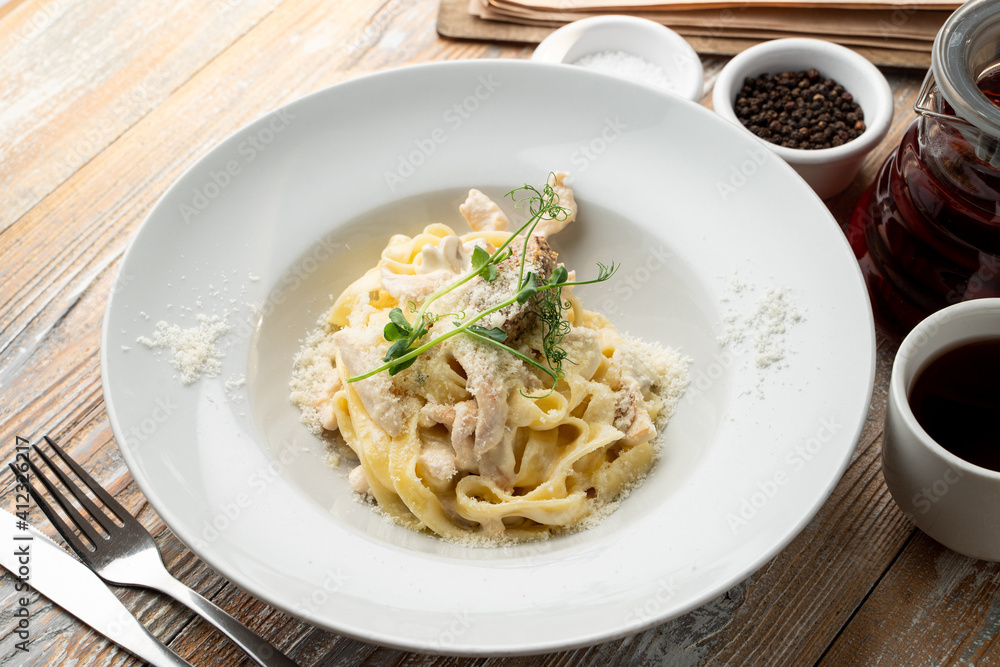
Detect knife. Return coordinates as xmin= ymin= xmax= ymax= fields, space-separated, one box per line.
xmin=0 ymin=507 xmax=192 ymax=667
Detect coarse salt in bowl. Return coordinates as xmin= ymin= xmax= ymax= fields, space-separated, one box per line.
xmin=712 ymin=38 xmax=894 ymax=199
xmin=530 ymin=15 xmax=704 ymax=101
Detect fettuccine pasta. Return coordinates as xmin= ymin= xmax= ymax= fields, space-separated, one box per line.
xmin=291 ymin=173 xmax=689 ymax=544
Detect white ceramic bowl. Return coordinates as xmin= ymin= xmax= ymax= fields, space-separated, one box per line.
xmin=883 ymin=299 xmax=1000 ymax=561
xmin=713 ymin=38 xmax=894 ymax=199
xmin=531 ymin=16 xmax=704 ymax=101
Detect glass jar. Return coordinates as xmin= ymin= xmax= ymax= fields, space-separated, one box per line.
xmin=848 ymin=0 xmax=1000 ymax=339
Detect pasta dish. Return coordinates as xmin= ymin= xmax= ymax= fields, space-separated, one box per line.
xmin=291 ymin=173 xmax=689 ymax=544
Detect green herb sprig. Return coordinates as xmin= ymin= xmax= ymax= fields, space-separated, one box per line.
xmin=346 ymin=177 xmax=619 ymax=393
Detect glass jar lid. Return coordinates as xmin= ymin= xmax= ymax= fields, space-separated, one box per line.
xmin=934 ymin=0 xmax=1000 ymax=138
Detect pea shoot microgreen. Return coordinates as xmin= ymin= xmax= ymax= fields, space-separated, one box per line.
xmin=346 ymin=176 xmax=619 ymax=394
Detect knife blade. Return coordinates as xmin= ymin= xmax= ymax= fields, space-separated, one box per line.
xmin=0 ymin=507 xmax=192 ymax=667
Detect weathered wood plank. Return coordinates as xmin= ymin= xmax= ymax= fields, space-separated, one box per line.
xmin=0 ymin=0 xmax=284 ymax=234
xmin=0 ymin=0 xmax=31 ymax=22
xmin=819 ymin=532 xmax=1000 ymax=666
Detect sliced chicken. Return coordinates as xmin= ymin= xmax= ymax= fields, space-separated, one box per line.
xmin=478 ymin=516 xmax=505 ymax=538
xmin=532 ymin=171 xmax=577 ymax=238
xmin=317 ymin=373 xmax=342 ymax=431
xmin=418 ymin=402 xmax=456 ymax=428
xmin=451 ymin=399 xmax=479 ymax=470
xmin=472 ymin=384 xmax=508 ymax=456
xmin=349 ymin=465 xmax=371 ymax=494
xmin=380 ymin=269 xmax=451 ymax=302
xmin=332 ymin=328 xmax=406 ymax=437
xmin=419 ymin=441 xmax=458 ymax=482
xmin=476 ymin=427 xmax=516 ymax=492
xmin=613 ymin=377 xmax=657 ymax=446
xmin=452 ymin=343 xmax=509 ymax=455
xmin=460 ymin=189 xmax=510 ymax=232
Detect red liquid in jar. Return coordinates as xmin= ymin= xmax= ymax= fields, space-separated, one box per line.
xmin=909 ymin=338 xmax=1000 ymax=471
xmin=980 ymin=73 xmax=1000 ymax=108
xmin=848 ymin=72 xmax=1000 ymax=338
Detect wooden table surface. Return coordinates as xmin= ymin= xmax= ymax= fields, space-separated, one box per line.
xmin=1 ymin=1 xmax=996 ymax=665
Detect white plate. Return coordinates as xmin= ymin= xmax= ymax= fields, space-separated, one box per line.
xmin=102 ymin=60 xmax=875 ymax=655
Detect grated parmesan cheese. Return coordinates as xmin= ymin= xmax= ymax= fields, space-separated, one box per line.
xmin=718 ymin=283 xmax=802 ymax=369
xmin=137 ymin=314 xmax=229 ymax=384
xmin=749 ymin=288 xmax=802 ymax=368
xmin=290 ymin=322 xmax=342 ymax=435
xmin=225 ymin=374 xmax=247 ymax=402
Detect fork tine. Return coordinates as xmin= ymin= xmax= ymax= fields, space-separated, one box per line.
xmin=8 ymin=463 xmax=95 ymax=557
xmin=42 ymin=436 xmax=128 ymax=524
xmin=33 ymin=442 xmax=119 ymax=535
xmin=24 ymin=456 xmax=107 ymax=548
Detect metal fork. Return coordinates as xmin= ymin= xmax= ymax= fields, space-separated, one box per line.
xmin=12 ymin=436 xmax=298 ymax=667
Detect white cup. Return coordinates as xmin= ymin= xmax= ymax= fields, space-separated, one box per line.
xmin=529 ymin=16 xmax=704 ymax=102
xmin=711 ymin=39 xmax=894 ymax=200
xmin=883 ymin=298 xmax=1000 ymax=560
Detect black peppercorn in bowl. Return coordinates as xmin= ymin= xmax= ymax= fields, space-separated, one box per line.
xmin=712 ymin=38 xmax=893 ymax=199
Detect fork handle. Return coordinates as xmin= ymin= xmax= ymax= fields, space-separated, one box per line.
xmin=151 ymin=571 xmax=299 ymax=667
